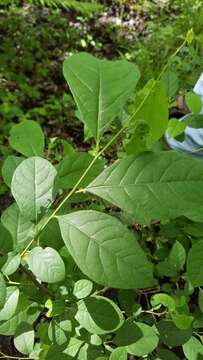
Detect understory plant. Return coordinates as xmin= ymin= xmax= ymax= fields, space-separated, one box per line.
xmin=1 ymin=30 xmax=203 ymax=360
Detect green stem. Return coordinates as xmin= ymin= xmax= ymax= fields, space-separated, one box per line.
xmin=0 ymin=352 xmax=32 ymax=360
xmin=22 ymin=37 xmax=187 ymax=254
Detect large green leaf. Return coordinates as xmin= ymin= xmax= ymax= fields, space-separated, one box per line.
xmin=187 ymin=240 xmax=203 ymax=287
xmin=11 ymin=157 xmax=57 ymax=222
xmin=27 ymin=246 xmax=66 ymax=283
xmin=9 ymin=120 xmax=45 ymax=157
xmin=75 ymin=296 xmax=124 ymax=334
xmin=157 ymin=320 xmax=192 ymax=346
xmin=1 ymin=203 xmax=35 ymax=250
xmin=58 ymin=210 xmax=154 ymax=289
xmin=55 ymin=152 xmax=104 ymax=190
xmin=87 ymin=151 xmax=203 ymax=224
xmin=63 ymin=52 xmax=140 ymax=141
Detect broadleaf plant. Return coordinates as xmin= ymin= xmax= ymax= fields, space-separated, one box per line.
xmin=1 ymin=33 xmax=203 ymax=359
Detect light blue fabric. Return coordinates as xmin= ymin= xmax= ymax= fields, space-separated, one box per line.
xmin=165 ymin=73 xmax=203 ymax=160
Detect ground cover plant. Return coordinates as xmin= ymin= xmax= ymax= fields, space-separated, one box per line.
xmin=2 ymin=30 xmax=203 ymax=359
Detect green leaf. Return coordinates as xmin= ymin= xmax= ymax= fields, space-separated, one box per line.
xmin=0 ymin=297 xmax=40 ymax=336
xmin=48 ymin=317 xmax=72 ymax=345
xmin=14 ymin=322 xmax=34 ymax=355
xmin=55 ymin=152 xmax=104 ymax=190
xmin=73 ymin=279 xmax=93 ymax=299
xmin=162 ymin=70 xmax=179 ymax=99
xmin=129 ymin=80 xmax=168 ymax=148
xmin=27 ymin=246 xmax=65 ymax=283
xmin=169 ymin=241 xmax=186 ymax=272
xmin=40 ymin=218 xmax=64 ymax=250
xmin=0 ymin=224 xmax=13 ymax=254
xmin=151 ymin=293 xmax=176 ymax=311
xmin=2 ymin=252 xmax=21 ymax=276
xmin=171 ymin=313 xmax=194 ymax=330
xmin=156 ymin=348 xmax=179 ymax=360
xmin=187 ymin=241 xmax=203 ymax=287
xmin=0 ymin=273 xmax=6 ymax=309
xmin=109 ymin=348 xmax=127 ymax=360
xmin=11 ymin=157 xmax=57 ymax=222
xmin=90 ymin=334 xmax=102 ymax=346
xmin=75 ymin=295 xmax=124 ymax=334
xmin=63 ymin=337 xmax=84 ymax=357
xmin=183 ymin=336 xmax=203 ymax=360
xmin=199 ymin=288 xmax=203 ymax=313
xmin=87 ymin=151 xmax=203 ymax=224
xmin=114 ymin=320 xmax=159 ymax=356
xmin=167 ymin=118 xmax=187 ymax=138
xmin=63 ymin=52 xmax=140 ymax=141
xmin=9 ymin=120 xmax=45 ymax=157
xmin=185 ymin=92 xmax=202 ymax=114
xmin=1 ymin=203 xmax=35 ymax=250
xmin=1 ymin=155 xmax=24 ymax=187
xmin=58 ymin=210 xmax=154 ymax=289
xmin=0 ymin=287 xmax=19 ymax=321
xmin=157 ymin=320 xmax=192 ymax=346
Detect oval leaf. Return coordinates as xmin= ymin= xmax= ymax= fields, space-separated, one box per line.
xmin=9 ymin=120 xmax=44 ymax=157
xmin=1 ymin=155 xmax=24 ymax=187
xmin=0 ymin=287 xmax=19 ymax=321
xmin=11 ymin=157 xmax=57 ymax=222
xmin=58 ymin=210 xmax=154 ymax=289
xmin=187 ymin=240 xmax=203 ymax=287
xmin=73 ymin=279 xmax=93 ymax=299
xmin=87 ymin=151 xmax=203 ymax=224
xmin=14 ymin=322 xmax=34 ymax=355
xmin=27 ymin=246 xmax=65 ymax=283
xmin=75 ymin=296 xmax=124 ymax=334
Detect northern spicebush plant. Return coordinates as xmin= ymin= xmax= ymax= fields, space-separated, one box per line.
xmin=1 ymin=31 xmax=203 ymax=360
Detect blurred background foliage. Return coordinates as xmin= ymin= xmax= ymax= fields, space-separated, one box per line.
xmin=0 ymin=0 xmax=203 ymax=174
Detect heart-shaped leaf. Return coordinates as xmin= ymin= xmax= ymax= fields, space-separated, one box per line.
xmin=63 ymin=52 xmax=140 ymax=141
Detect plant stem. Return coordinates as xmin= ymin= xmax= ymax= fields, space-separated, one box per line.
xmin=0 ymin=352 xmax=32 ymax=360
xmin=22 ymin=36 xmax=188 ymax=254
xmin=20 ymin=265 xmax=55 ymax=299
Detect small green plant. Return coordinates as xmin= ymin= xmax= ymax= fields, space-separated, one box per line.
xmin=1 ymin=32 xmax=203 ymax=360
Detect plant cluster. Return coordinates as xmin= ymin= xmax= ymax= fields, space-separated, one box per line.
xmin=1 ymin=31 xmax=203 ymax=359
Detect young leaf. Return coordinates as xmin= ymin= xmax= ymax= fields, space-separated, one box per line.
xmin=9 ymin=120 xmax=45 ymax=157
xmin=14 ymin=322 xmax=34 ymax=355
xmin=185 ymin=92 xmax=202 ymax=114
xmin=187 ymin=240 xmax=203 ymax=287
xmin=27 ymin=247 xmax=65 ymax=283
xmin=169 ymin=241 xmax=186 ymax=272
xmin=1 ymin=203 xmax=35 ymax=250
xmin=73 ymin=279 xmax=93 ymax=299
xmin=75 ymin=296 xmax=124 ymax=334
xmin=151 ymin=293 xmax=176 ymax=311
xmin=2 ymin=252 xmax=21 ymax=276
xmin=55 ymin=152 xmax=104 ymax=190
xmin=114 ymin=320 xmax=159 ymax=356
xmin=1 ymin=155 xmax=24 ymax=187
xmin=58 ymin=210 xmax=154 ymax=289
xmin=0 ymin=287 xmax=19 ymax=321
xmin=171 ymin=313 xmax=193 ymax=330
xmin=11 ymin=157 xmax=57 ymax=222
xmin=128 ymin=80 xmax=168 ymax=148
xmin=63 ymin=52 xmax=140 ymax=141
xmin=157 ymin=320 xmax=192 ymax=346
xmin=87 ymin=151 xmax=203 ymax=224
xmin=183 ymin=336 xmax=203 ymax=360
xmin=0 ymin=273 xmax=6 ymax=309
xmin=109 ymin=347 xmax=127 ymax=360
